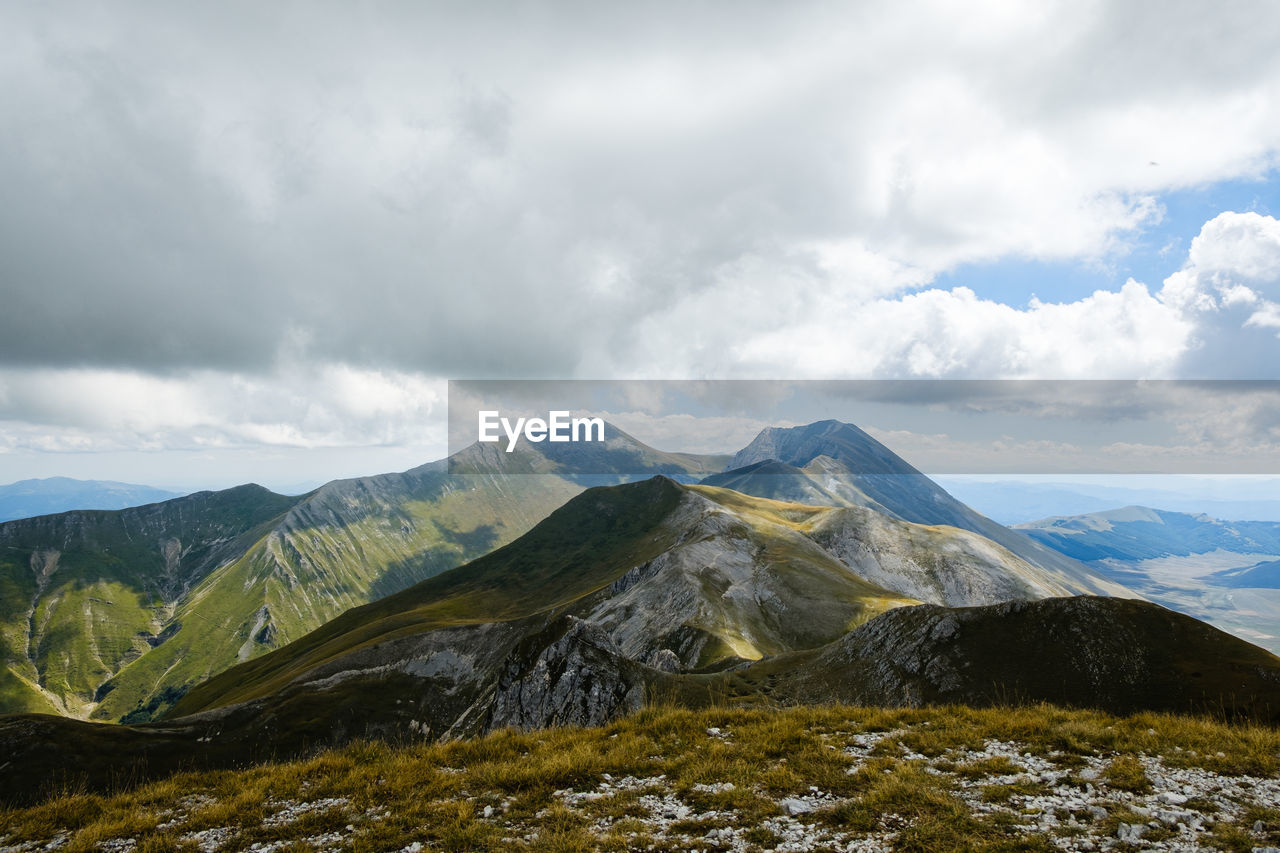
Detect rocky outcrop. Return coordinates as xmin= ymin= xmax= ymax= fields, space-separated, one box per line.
xmin=777 ymin=597 xmax=1280 ymax=721
xmin=490 ymin=617 xmax=647 ymax=730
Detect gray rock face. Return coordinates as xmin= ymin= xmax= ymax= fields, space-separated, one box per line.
xmin=648 ymin=649 xmax=682 ymax=673
xmin=490 ymin=617 xmax=646 ymax=730
xmin=773 ymin=596 xmax=1280 ymax=722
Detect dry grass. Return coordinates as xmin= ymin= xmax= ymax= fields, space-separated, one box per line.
xmin=3 ymin=702 xmax=1279 ymax=852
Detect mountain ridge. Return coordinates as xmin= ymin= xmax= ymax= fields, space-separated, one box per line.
xmin=0 ymin=477 xmax=183 ymax=523
xmin=0 ymin=425 xmax=721 ymax=721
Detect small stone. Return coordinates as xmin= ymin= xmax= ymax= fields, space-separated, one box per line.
xmin=483 ymin=805 xmax=494 ymax=818
xmin=1117 ymin=822 xmax=1146 ymax=842
xmin=780 ymin=798 xmax=815 ymax=816
xmin=1254 ymin=820 xmax=1265 ymax=832
xmin=1159 ymin=792 xmax=1188 ymax=805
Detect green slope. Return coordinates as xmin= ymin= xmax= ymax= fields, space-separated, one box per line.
xmin=0 ymin=485 xmax=304 ymax=717
xmin=2 ymin=424 xmax=722 ymax=722
xmin=95 ymin=467 xmax=584 ymax=721
xmin=171 ymin=476 xmax=691 ymax=715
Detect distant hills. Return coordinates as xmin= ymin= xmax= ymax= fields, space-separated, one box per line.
xmin=1018 ymin=506 xmax=1280 ymax=652
xmin=1017 ymin=506 xmax=1280 ymax=562
xmin=0 ymin=477 xmax=181 ymax=523
xmin=936 ymin=477 xmax=1280 ymax=525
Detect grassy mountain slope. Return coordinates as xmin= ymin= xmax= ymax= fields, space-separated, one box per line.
xmin=6 ymin=703 xmax=1280 ymax=849
xmin=175 ymin=476 xmax=1076 ymax=717
xmin=0 ymin=485 xmax=305 ymax=717
xmin=709 ymin=421 xmax=1134 ymax=599
xmin=2 ymin=425 xmax=723 ymax=722
xmin=92 ymin=466 xmax=584 ymax=722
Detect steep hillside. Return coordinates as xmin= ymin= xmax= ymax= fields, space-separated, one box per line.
xmin=0 ymin=485 xmax=303 ymax=717
xmin=708 ymin=420 xmax=1133 ymax=599
xmin=1 ymin=426 xmax=722 ymax=722
xmin=767 ymin=596 xmax=1280 ymax=718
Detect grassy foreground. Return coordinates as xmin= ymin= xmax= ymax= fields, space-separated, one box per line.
xmin=4 ymin=703 xmax=1280 ymax=853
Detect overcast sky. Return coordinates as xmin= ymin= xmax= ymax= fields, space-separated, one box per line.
xmin=2 ymin=1 xmax=1280 ymax=491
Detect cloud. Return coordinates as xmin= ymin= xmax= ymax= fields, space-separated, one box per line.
xmin=1157 ymin=212 xmax=1280 ymax=376
xmin=0 ymin=364 xmax=445 ymax=453
xmin=4 ymin=2 xmax=1280 ymax=484
xmin=1 ymin=1 xmax=1278 ymax=380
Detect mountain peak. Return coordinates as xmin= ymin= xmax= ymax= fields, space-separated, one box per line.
xmin=730 ymin=420 xmax=922 ymax=477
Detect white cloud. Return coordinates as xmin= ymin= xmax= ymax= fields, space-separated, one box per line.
xmin=1157 ymin=212 xmax=1280 ymax=376
xmin=2 ymin=2 xmax=1278 ymax=379
xmin=0 ymin=365 xmax=446 ymax=453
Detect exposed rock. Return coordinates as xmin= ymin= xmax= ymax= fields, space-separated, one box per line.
xmin=648 ymin=649 xmax=682 ymax=673
xmin=489 ymin=617 xmax=646 ymax=730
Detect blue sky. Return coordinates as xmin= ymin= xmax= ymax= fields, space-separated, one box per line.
xmin=937 ymin=172 xmax=1278 ymax=307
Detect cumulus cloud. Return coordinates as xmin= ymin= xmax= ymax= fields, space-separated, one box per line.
xmin=0 ymin=365 xmax=445 ymax=453
xmin=1157 ymin=212 xmax=1280 ymax=376
xmin=2 ymin=1 xmax=1278 ymax=379
xmin=3 ymin=2 xmax=1280 ymax=483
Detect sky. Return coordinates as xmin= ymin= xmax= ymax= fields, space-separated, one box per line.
xmin=2 ymin=1 xmax=1280 ymax=493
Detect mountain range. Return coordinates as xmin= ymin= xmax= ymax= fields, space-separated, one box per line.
xmin=0 ymin=427 xmax=720 ymax=720
xmin=0 ymin=477 xmax=181 ymax=523
xmin=5 ymin=419 xmax=1280 ymax=804
xmin=3 ymin=475 xmax=1278 ymax=805
xmin=0 ymin=420 xmax=1126 ymax=722
xmin=1017 ymin=506 xmax=1280 ymax=652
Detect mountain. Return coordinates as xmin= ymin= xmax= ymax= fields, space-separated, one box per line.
xmin=2 ymin=475 xmax=1274 ymax=804
xmin=934 ymin=477 xmax=1280 ymax=525
xmin=0 ymin=425 xmax=722 ymax=722
xmin=705 ymin=420 xmax=1132 ymax=599
xmin=0 ymin=485 xmax=304 ymax=717
xmin=167 ymin=477 xmax=1166 ymax=724
xmin=0 ymin=477 xmax=181 ymax=523
xmin=761 ymin=595 xmax=1280 ymax=716
xmin=1016 ymin=506 xmax=1280 ymax=653
xmin=1211 ymin=559 xmax=1280 ymax=588
xmin=1016 ymin=506 xmax=1280 ymax=563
